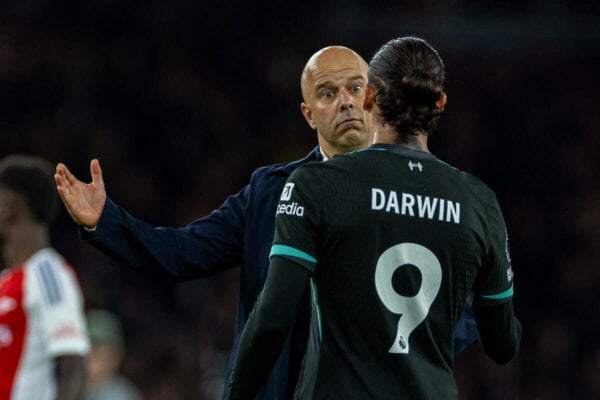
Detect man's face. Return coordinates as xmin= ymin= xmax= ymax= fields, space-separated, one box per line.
xmin=301 ymin=48 xmax=371 ymax=157
xmin=0 ymin=189 xmax=13 ymax=245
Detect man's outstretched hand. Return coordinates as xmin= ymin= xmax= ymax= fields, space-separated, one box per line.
xmin=55 ymin=159 xmax=107 ymax=228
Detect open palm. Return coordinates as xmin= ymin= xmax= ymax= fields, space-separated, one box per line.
xmin=55 ymin=159 xmax=107 ymax=228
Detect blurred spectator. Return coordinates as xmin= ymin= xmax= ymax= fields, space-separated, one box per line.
xmin=0 ymin=155 xmax=89 ymax=400
xmin=84 ymin=309 xmax=142 ymax=400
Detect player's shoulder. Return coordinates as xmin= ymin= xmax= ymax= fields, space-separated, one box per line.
xmin=250 ymin=162 xmax=316 ymax=196
xmin=290 ymin=154 xmax=349 ymax=181
xmin=461 ymin=169 xmax=496 ymax=196
xmin=429 ymin=155 xmax=492 ymax=195
xmin=452 ymin=168 xmax=503 ymax=215
xmin=293 ymin=147 xmax=388 ymax=181
xmin=25 ymin=248 xmax=63 ymax=268
xmin=23 ymin=249 xmax=80 ymax=297
xmin=24 ymin=248 xmax=74 ymax=280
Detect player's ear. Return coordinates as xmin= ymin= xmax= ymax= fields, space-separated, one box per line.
xmin=364 ymin=84 xmax=375 ymax=112
xmin=436 ymin=92 xmax=447 ymax=112
xmin=300 ymin=103 xmax=317 ymax=129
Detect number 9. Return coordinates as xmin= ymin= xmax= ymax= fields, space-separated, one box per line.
xmin=375 ymin=243 xmax=442 ymax=354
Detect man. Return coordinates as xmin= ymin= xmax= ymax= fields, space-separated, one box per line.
xmin=0 ymin=155 xmax=90 ymax=400
xmin=226 ymin=37 xmax=521 ymax=399
xmin=84 ymin=309 xmax=142 ymax=400
xmin=55 ymin=46 xmax=478 ymax=399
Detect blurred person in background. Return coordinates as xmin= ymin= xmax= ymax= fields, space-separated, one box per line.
xmin=84 ymin=309 xmax=142 ymax=400
xmin=227 ymin=36 xmax=521 ymax=399
xmin=55 ymin=46 xmax=478 ymax=399
xmin=0 ymin=155 xmax=89 ymax=400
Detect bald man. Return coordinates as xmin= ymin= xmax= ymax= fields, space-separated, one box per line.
xmin=56 ymin=46 xmax=476 ymax=399
xmin=300 ymin=46 xmax=371 ymax=158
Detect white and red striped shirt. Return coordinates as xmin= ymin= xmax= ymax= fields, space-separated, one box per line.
xmin=0 ymin=248 xmax=90 ymax=400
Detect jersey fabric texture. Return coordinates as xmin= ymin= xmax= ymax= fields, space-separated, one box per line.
xmin=81 ymin=146 xmax=479 ymax=399
xmin=270 ymin=144 xmax=514 ymax=400
xmin=0 ymin=248 xmax=90 ymax=400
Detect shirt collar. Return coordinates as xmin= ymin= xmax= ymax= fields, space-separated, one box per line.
xmin=318 ymin=147 xmax=329 ymax=161
xmin=365 ymin=143 xmax=439 ymax=161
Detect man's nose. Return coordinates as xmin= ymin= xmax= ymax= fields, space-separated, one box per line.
xmin=339 ymin=90 xmax=355 ymax=111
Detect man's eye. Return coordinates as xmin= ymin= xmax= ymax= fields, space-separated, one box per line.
xmin=351 ymin=85 xmax=362 ymax=92
xmin=321 ymin=91 xmax=334 ymax=99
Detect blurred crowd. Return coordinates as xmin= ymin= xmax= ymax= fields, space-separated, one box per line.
xmin=1 ymin=0 xmax=598 ymax=399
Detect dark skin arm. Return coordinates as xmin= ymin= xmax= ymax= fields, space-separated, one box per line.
xmin=473 ymin=300 xmax=522 ymax=364
xmin=226 ymin=257 xmax=312 ymax=399
xmin=55 ymin=355 xmax=87 ymax=400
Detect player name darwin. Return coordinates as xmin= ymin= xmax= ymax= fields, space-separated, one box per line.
xmin=371 ymin=188 xmax=461 ymax=224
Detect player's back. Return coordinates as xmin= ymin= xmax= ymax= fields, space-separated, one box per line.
xmin=291 ymin=144 xmax=509 ymax=399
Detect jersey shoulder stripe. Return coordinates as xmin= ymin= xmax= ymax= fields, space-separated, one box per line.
xmin=270 ymin=244 xmax=317 ymax=263
xmin=480 ymin=285 xmax=514 ymax=300
xmin=34 ymin=260 xmax=63 ymax=305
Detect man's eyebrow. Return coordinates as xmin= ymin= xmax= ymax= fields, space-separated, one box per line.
xmin=346 ymin=75 xmax=366 ymax=82
xmin=315 ymin=76 xmax=366 ymax=92
xmin=315 ymin=81 xmax=335 ymax=92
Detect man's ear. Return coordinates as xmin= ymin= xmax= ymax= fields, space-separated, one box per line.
xmin=300 ymin=103 xmax=317 ymax=129
xmin=364 ymin=84 xmax=375 ymax=112
xmin=436 ymin=92 xmax=447 ymax=111
xmin=0 ymin=196 xmax=19 ymax=226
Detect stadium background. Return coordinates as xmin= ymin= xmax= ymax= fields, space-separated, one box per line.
xmin=1 ymin=0 xmax=598 ymax=398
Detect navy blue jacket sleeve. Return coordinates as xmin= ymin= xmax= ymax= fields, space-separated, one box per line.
xmin=453 ymin=303 xmax=479 ymax=354
xmin=80 ymin=182 xmax=251 ymax=281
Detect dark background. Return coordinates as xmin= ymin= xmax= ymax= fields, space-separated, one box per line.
xmin=1 ymin=0 xmax=598 ymax=398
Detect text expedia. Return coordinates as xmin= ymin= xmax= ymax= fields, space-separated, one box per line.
xmin=276 ymin=202 xmax=305 ymax=217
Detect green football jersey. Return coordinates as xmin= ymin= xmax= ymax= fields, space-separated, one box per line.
xmin=270 ymin=144 xmax=514 ymax=400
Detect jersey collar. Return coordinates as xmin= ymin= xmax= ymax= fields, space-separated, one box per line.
xmin=365 ymin=143 xmax=439 ymax=162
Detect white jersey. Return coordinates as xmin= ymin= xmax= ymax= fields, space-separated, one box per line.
xmin=0 ymin=248 xmax=90 ymax=400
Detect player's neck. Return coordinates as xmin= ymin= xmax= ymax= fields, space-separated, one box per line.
xmin=372 ymin=123 xmax=429 ymax=153
xmin=2 ymin=223 xmax=50 ymax=269
xmin=395 ymin=134 xmax=429 ymax=153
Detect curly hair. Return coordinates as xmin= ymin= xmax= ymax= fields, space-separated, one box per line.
xmin=0 ymin=155 xmax=58 ymax=223
xmin=368 ymin=37 xmax=445 ymax=139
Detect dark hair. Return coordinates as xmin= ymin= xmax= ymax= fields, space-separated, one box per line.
xmin=368 ymin=36 xmax=445 ymax=138
xmin=0 ymin=155 xmax=58 ymax=223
